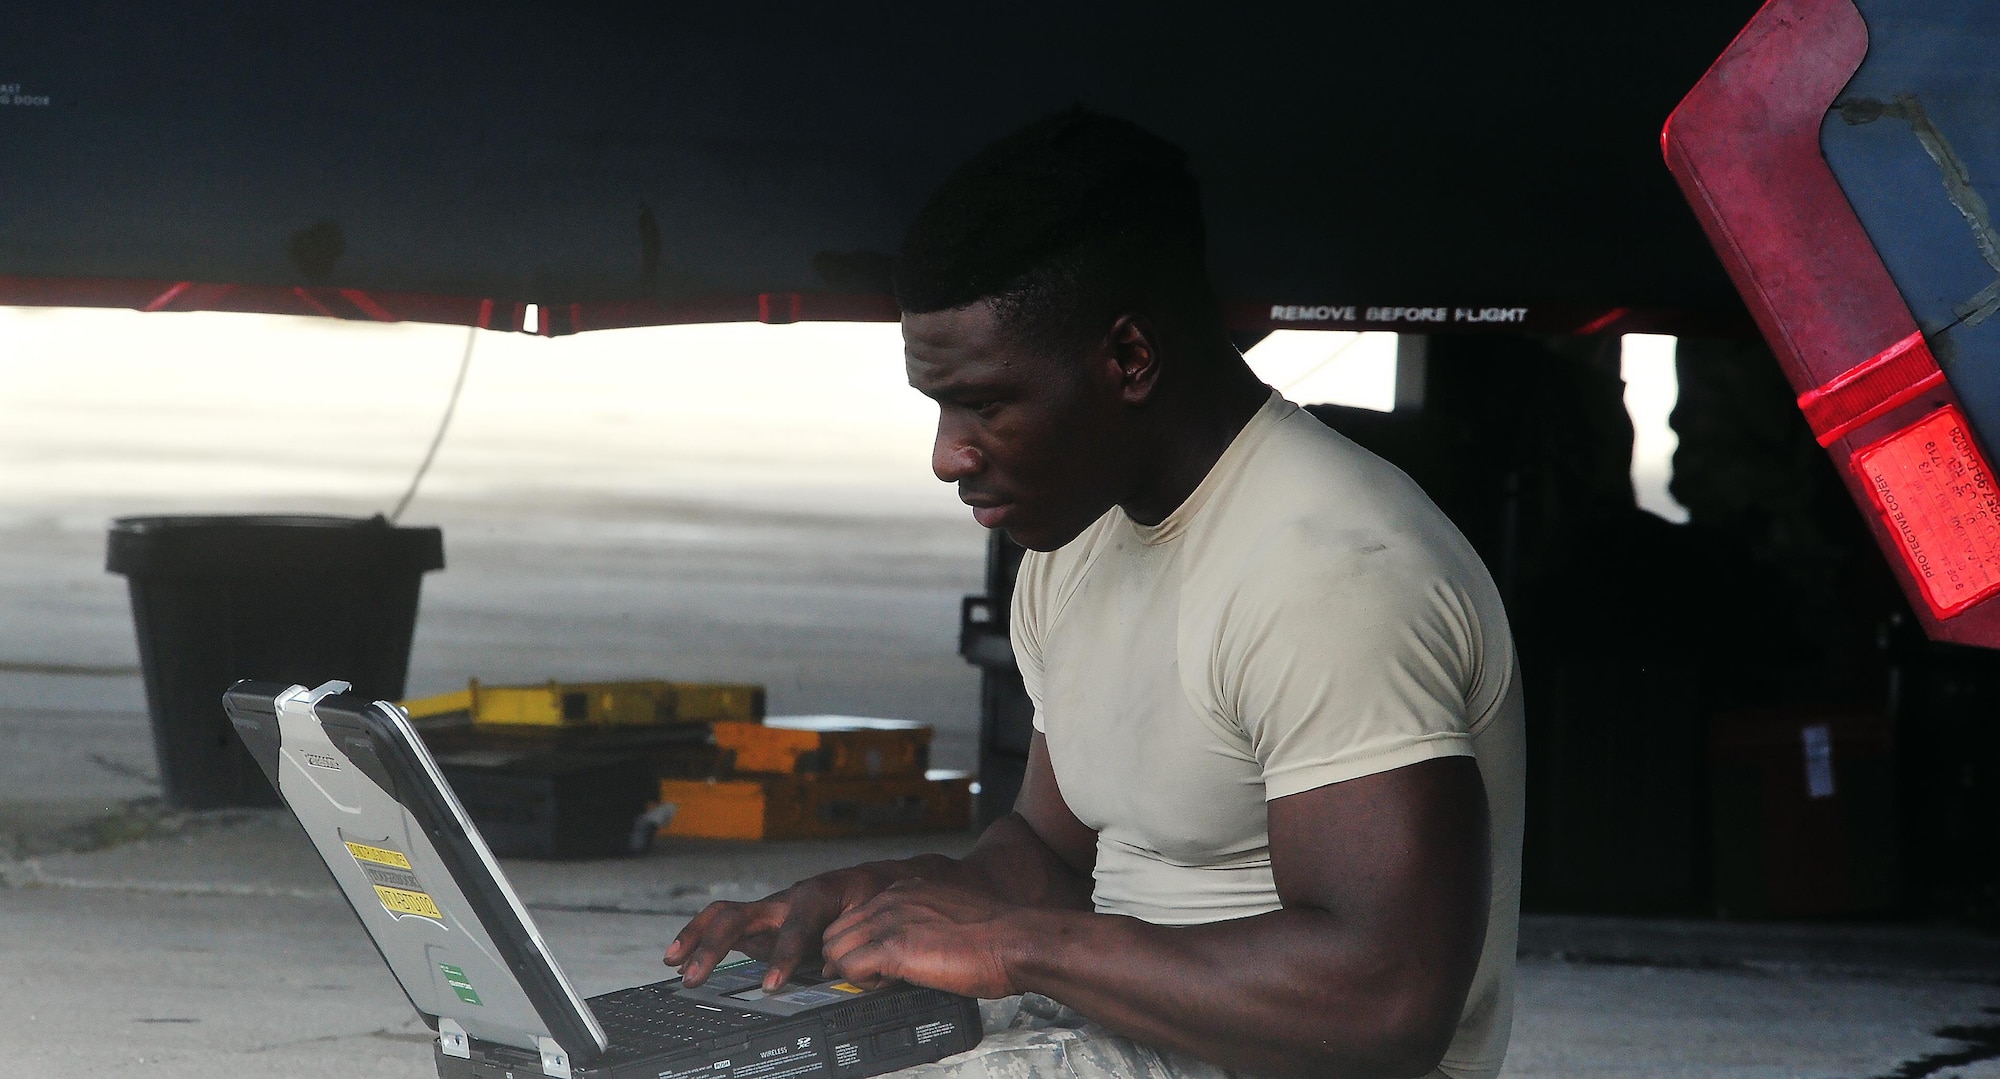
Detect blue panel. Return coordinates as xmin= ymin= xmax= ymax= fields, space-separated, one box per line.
xmin=1823 ymin=0 xmax=2000 ymax=452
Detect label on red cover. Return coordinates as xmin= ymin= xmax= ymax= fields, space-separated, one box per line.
xmin=1852 ymin=406 xmax=2000 ymax=616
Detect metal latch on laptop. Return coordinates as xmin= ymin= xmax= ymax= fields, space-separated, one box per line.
xmin=276 ymin=680 xmax=352 ymax=716
xmin=437 ymin=1018 xmax=470 ymax=1060
xmin=539 ymin=1037 xmax=572 ymax=1079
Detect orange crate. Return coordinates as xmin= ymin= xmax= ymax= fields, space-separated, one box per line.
xmin=713 ymin=717 xmax=931 ymax=778
xmin=657 ymin=772 xmax=972 ymax=841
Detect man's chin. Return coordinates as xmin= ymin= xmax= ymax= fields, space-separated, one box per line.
xmin=964 ymin=500 xmax=1097 ymax=551
xmin=998 ymin=518 xmax=1088 ymax=553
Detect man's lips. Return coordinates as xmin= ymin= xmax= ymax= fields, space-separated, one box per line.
xmin=961 ymin=494 xmax=1013 ymax=528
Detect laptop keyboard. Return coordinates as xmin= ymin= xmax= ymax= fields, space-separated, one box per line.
xmin=590 ymin=981 xmax=772 ymax=1055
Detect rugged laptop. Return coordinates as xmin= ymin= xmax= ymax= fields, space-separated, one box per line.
xmin=222 ymin=680 xmax=982 ymax=1079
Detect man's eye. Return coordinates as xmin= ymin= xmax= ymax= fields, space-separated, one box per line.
xmin=960 ymin=399 xmax=998 ymax=414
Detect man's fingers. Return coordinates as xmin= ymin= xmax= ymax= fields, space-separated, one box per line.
xmin=821 ymin=894 xmax=902 ymax=972
xmin=819 ymin=880 xmax=933 ymax=978
xmin=822 ymin=884 xmax=903 ymax=941
xmin=681 ymin=907 xmax=757 ymax=983
xmin=667 ymin=897 xmax=778 ymax=958
xmin=763 ymin=910 xmax=831 ymax=990
xmin=824 ymin=937 xmax=897 ymax=991
xmin=680 ymin=932 xmax=745 ymax=986
xmin=672 ymin=901 xmax=785 ymax=986
xmin=711 ymin=929 xmax=777 ymax=966
xmin=664 ymin=901 xmax=733 ymax=964
xmin=670 ymin=871 xmax=905 ymax=989
xmin=753 ymin=878 xmax=872 ymax=989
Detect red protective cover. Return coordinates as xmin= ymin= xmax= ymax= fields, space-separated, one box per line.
xmin=1664 ymin=0 xmax=2000 ymax=645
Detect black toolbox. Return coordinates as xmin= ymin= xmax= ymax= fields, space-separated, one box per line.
xmin=435 ymin=749 xmax=659 ymax=859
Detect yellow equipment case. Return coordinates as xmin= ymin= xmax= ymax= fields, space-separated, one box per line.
xmin=657 ymin=772 xmax=973 ymax=841
xmin=402 ymin=678 xmax=764 ymax=729
xmin=398 ymin=679 xmax=762 ymax=854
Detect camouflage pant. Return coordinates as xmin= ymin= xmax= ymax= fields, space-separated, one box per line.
xmin=897 ymin=995 xmax=1454 ymax=1079
xmin=891 ymin=994 xmax=1253 ymax=1079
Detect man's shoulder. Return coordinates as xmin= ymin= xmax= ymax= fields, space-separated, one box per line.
xmin=1185 ymin=407 xmax=1508 ymax=663
xmin=1200 ymin=407 xmax=1469 ymax=571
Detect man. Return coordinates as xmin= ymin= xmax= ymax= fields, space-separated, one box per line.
xmin=666 ymin=108 xmax=1525 ymax=1079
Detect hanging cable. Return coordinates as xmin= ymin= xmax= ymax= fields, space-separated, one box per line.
xmin=388 ymin=325 xmax=476 ymax=523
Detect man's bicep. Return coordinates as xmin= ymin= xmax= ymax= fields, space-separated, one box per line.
xmin=1013 ymin=731 xmax=1097 ymax=879
xmin=1223 ymin=542 xmax=1484 ymax=797
xmin=1268 ymin=756 xmax=1489 ymax=996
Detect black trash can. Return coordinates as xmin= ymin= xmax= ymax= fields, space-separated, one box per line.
xmin=106 ymin=514 xmax=445 ymax=808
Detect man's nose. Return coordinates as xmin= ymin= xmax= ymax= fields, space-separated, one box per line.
xmin=933 ymin=421 xmax=984 ymax=483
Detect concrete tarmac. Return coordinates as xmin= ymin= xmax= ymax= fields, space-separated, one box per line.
xmin=4 ymin=500 xmax=2000 ymax=1077
xmin=0 ymin=814 xmax=978 ymax=1079
xmin=4 ymin=808 xmax=2000 ymax=1079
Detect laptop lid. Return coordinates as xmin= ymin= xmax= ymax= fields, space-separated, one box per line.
xmin=223 ymin=680 xmax=608 ymax=1076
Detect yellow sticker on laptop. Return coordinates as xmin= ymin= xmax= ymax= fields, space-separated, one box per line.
xmin=346 ymin=841 xmax=443 ymax=921
xmin=345 ymin=841 xmax=413 ymax=870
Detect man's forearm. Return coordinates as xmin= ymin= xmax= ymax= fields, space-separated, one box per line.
xmin=999 ymin=906 xmax=1466 ymax=1079
xmin=959 ymin=811 xmax=1095 ymax=909
xmin=881 ymin=811 xmax=1093 ymax=912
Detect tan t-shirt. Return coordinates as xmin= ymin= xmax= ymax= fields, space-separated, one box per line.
xmin=1012 ymin=391 xmax=1525 ymax=1079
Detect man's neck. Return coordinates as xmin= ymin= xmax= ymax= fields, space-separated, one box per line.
xmin=1119 ymin=360 xmax=1272 ymax=527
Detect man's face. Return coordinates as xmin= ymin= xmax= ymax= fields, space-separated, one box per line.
xmin=904 ymin=304 xmax=1127 ymax=552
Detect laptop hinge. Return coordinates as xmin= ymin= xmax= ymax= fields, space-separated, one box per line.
xmin=539 ymin=1036 xmax=573 ymax=1079
xmin=436 ymin=1018 xmax=470 ymax=1060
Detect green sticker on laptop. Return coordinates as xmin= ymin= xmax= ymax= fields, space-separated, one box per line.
xmin=439 ymin=963 xmax=483 ymax=1006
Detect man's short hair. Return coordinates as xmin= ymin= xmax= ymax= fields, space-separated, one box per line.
xmin=893 ymin=107 xmax=1213 ymax=353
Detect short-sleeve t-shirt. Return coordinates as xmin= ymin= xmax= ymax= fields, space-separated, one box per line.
xmin=1011 ymin=391 xmax=1526 ymax=1079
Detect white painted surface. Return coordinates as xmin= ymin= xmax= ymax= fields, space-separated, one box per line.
xmin=0 ymin=308 xmax=945 ymax=515
xmin=1243 ymin=330 xmax=1399 ymax=413
xmin=1621 ymin=333 xmax=1690 ymax=524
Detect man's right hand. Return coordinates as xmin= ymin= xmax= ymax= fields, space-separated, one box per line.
xmin=664 ymin=860 xmax=933 ymax=990
xmin=665 ymin=738 xmax=1096 ymax=992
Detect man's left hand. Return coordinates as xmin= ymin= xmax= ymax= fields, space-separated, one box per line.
xmin=819 ymin=878 xmax=1030 ymax=999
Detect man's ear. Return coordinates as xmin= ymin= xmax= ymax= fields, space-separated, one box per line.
xmin=1106 ymin=314 xmax=1163 ymax=405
